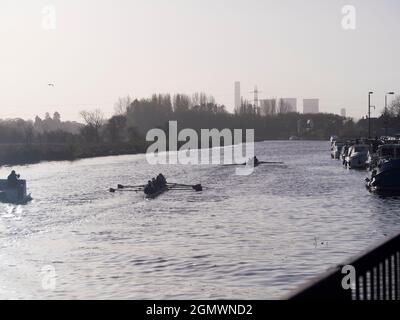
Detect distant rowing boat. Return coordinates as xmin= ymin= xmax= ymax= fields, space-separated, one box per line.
xmin=222 ymin=161 xmax=284 ymax=167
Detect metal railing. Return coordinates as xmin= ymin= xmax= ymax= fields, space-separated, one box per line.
xmin=287 ymin=232 xmax=400 ymax=300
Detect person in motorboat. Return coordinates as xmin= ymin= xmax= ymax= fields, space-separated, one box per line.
xmin=7 ymin=170 xmax=20 ymax=188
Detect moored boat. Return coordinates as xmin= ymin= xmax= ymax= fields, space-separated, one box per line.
xmin=366 ymin=144 xmax=400 ymax=194
xmin=331 ymin=141 xmax=344 ymax=159
xmin=341 ymin=145 xmax=349 ymax=164
xmin=344 ymin=144 xmax=370 ymax=169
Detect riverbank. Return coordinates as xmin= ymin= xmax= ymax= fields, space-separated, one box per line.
xmin=0 ymin=142 xmax=147 ymax=167
xmin=0 ymin=138 xmax=329 ymax=167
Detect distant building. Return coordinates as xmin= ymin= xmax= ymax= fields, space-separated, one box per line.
xmin=303 ymin=99 xmax=319 ymax=114
xmin=260 ymin=99 xmax=277 ymax=116
xmin=340 ymin=108 xmax=347 ymax=117
xmin=279 ymin=98 xmax=297 ymax=113
xmin=234 ymin=81 xmax=241 ymax=113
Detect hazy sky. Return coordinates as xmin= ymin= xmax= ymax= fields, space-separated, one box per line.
xmin=1 ymin=0 xmax=399 ymax=121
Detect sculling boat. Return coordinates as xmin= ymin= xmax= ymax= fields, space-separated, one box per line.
xmin=110 ymin=175 xmax=203 ymax=199
xmin=222 ymin=157 xmax=284 ymax=168
xmin=144 ymin=185 xmax=169 ymax=199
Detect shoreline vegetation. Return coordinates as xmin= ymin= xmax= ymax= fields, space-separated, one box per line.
xmin=0 ymin=138 xmax=326 ymax=167
xmin=0 ymin=142 xmax=146 ymax=167
xmin=1 ymin=93 xmax=400 ymax=167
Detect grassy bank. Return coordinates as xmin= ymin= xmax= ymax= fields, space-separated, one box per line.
xmin=0 ymin=142 xmax=147 ymax=166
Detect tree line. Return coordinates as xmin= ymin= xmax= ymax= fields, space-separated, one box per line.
xmin=1 ymin=92 xmax=400 ymax=165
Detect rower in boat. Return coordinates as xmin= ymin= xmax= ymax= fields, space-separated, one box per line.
xmin=246 ymin=156 xmax=260 ymax=166
xmin=144 ymin=174 xmax=168 ymax=196
xmin=144 ymin=180 xmax=154 ymax=195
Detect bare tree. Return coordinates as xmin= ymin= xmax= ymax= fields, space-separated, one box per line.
xmin=79 ymin=109 xmax=104 ymax=142
xmin=80 ymin=109 xmax=104 ymax=127
xmin=387 ymin=95 xmax=400 ymax=117
xmin=114 ymin=95 xmax=132 ymax=115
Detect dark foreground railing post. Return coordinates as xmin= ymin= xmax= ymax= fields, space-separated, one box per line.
xmin=396 ymin=253 xmax=400 ymax=299
xmin=389 ymin=256 xmax=393 ymax=300
xmin=383 ymin=259 xmax=387 ymax=300
xmin=370 ymin=268 xmax=376 ymax=300
xmin=376 ymin=263 xmax=382 ymax=300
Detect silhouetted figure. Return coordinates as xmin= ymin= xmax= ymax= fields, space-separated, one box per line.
xmin=144 ymin=180 xmax=154 ymax=195
xmin=156 ymin=174 xmax=167 ymax=187
xmin=7 ymin=170 xmax=20 ymax=188
xmin=144 ymin=175 xmax=168 ymax=195
xmin=247 ymin=156 xmax=259 ymax=166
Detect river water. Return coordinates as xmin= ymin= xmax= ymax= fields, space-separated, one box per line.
xmin=0 ymin=141 xmax=399 ymax=299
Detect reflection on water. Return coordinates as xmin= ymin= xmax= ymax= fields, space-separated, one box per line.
xmin=0 ymin=141 xmax=400 ymax=299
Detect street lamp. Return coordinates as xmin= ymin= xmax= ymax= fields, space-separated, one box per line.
xmin=368 ymin=91 xmax=374 ymax=139
xmin=384 ymin=92 xmax=395 ymax=136
xmin=385 ymin=92 xmax=395 ymax=112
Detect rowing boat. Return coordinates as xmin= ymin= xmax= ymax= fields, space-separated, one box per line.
xmin=111 ymin=179 xmax=202 ymax=199
xmin=144 ymin=185 xmax=169 ymax=199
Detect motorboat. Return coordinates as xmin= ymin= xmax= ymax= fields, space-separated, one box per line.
xmin=331 ymin=142 xmax=344 ymax=160
xmin=330 ymin=135 xmax=338 ymax=145
xmin=344 ymin=144 xmax=370 ymax=169
xmin=366 ymin=144 xmax=400 ymax=194
xmin=0 ymin=179 xmax=32 ymax=204
xmin=340 ymin=144 xmax=350 ymax=165
xmin=366 ymin=150 xmax=379 ymax=171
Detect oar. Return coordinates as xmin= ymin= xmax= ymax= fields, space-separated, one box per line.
xmin=221 ymin=163 xmax=246 ymax=167
xmin=118 ymin=184 xmax=146 ymax=189
xmin=222 ymin=161 xmax=284 ymax=166
xmin=168 ymin=183 xmax=203 ymax=192
xmin=258 ymin=161 xmax=285 ymax=165
xmin=109 ymin=188 xmax=142 ymax=193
